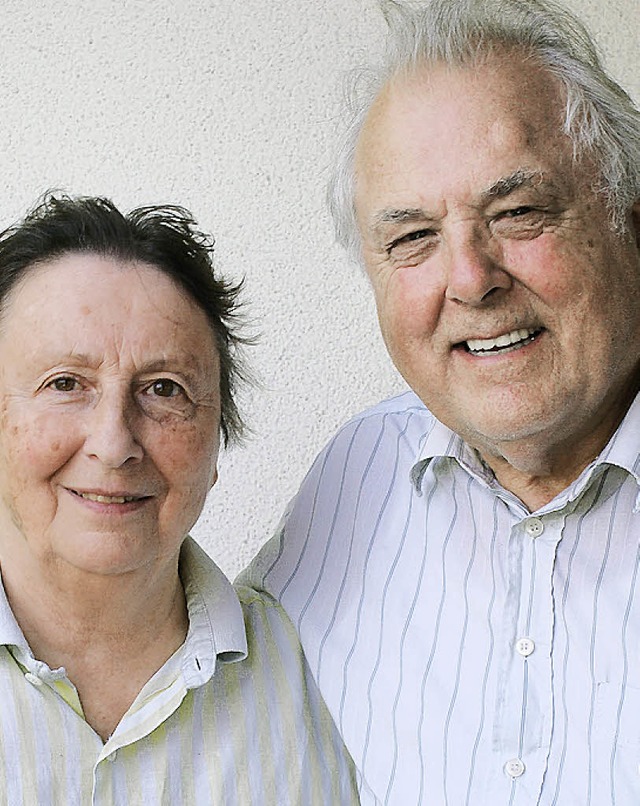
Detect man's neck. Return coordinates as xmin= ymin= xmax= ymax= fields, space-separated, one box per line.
xmin=477 ymin=424 xmax=619 ymax=512
xmin=470 ymin=375 xmax=639 ymax=512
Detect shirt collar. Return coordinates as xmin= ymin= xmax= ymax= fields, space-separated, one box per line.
xmin=411 ymin=392 xmax=640 ymax=508
xmin=0 ymin=536 xmax=249 ymax=688
xmin=595 ymin=391 xmax=640 ymax=485
xmin=411 ymin=416 xmax=492 ymax=492
xmin=178 ymin=536 xmax=248 ymax=687
xmin=581 ymin=391 xmax=640 ymax=513
xmin=0 ymin=570 xmax=29 ymax=650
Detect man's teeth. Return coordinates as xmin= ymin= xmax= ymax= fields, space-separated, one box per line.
xmin=77 ymin=492 xmax=139 ymax=504
xmin=466 ymin=328 xmax=538 ymax=354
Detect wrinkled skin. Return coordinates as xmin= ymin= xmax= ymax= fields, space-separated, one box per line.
xmin=0 ymin=254 xmax=221 ymax=580
xmin=355 ymin=53 xmax=640 ymax=507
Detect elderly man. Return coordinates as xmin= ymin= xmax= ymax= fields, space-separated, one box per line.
xmin=241 ymin=0 xmax=640 ymax=803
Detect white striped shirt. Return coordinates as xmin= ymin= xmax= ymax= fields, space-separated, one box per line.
xmin=0 ymin=537 xmax=359 ymax=805
xmin=241 ymin=390 xmax=640 ymax=805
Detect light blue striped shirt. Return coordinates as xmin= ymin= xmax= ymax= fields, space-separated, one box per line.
xmin=241 ymin=390 xmax=640 ymax=805
xmin=0 ymin=537 xmax=359 ymax=805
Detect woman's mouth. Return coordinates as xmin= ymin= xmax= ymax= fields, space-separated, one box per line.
xmin=69 ymin=489 xmax=149 ymax=504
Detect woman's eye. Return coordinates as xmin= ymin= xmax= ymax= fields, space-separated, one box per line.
xmin=48 ymin=376 xmax=79 ymax=392
xmin=149 ymin=379 xmax=184 ymax=398
xmin=140 ymin=378 xmax=195 ymax=421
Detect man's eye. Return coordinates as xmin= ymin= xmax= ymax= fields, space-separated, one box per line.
xmin=502 ymin=206 xmax=535 ymax=218
xmin=148 ymin=379 xmax=184 ymax=398
xmin=492 ymin=206 xmax=546 ymax=239
xmin=404 ymin=229 xmax=432 ymax=242
xmin=387 ymin=229 xmax=437 ymax=256
xmin=47 ymin=376 xmax=79 ymax=392
xmin=391 ymin=229 xmax=433 ymax=248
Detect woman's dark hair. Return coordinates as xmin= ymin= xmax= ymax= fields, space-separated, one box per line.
xmin=0 ymin=193 xmax=251 ymax=445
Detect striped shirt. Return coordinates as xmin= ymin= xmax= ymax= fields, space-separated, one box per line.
xmin=241 ymin=390 xmax=640 ymax=805
xmin=0 ymin=537 xmax=359 ymax=806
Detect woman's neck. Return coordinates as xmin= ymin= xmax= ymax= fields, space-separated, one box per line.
xmin=1 ymin=552 xmax=189 ymax=741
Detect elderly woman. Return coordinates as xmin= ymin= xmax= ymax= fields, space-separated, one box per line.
xmin=0 ymin=195 xmax=358 ymax=804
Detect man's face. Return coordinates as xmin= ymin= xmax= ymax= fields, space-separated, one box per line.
xmin=354 ymin=54 xmax=640 ymax=465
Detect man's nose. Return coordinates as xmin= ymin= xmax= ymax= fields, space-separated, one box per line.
xmin=82 ymin=391 xmax=144 ymax=468
xmin=443 ymin=228 xmax=512 ymax=306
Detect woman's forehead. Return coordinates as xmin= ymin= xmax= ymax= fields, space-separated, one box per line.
xmin=0 ymin=253 xmax=219 ymax=371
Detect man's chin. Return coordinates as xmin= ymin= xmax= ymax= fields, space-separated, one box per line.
xmin=446 ymin=410 xmax=564 ymax=461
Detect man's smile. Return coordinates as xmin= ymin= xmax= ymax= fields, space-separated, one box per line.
xmin=463 ymin=327 xmax=543 ymax=356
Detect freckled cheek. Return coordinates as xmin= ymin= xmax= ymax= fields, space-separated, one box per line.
xmin=1 ymin=414 xmax=80 ymax=476
xmin=150 ymin=422 xmax=220 ymax=491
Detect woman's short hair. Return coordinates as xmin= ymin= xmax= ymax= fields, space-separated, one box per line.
xmin=0 ymin=193 xmax=251 ymax=445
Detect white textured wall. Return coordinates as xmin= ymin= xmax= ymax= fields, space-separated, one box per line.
xmin=1 ymin=0 xmax=637 ymax=578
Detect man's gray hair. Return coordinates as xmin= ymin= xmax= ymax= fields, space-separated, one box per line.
xmin=328 ymin=0 xmax=640 ymax=263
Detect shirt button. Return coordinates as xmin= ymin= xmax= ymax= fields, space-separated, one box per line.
xmin=504 ymin=758 xmax=526 ymax=778
xmin=525 ymin=518 xmax=544 ymax=538
xmin=24 ymin=672 xmax=43 ymax=687
xmin=516 ymin=637 xmax=535 ymax=657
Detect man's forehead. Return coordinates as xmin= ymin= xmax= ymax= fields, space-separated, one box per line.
xmin=358 ymin=51 xmax=565 ymax=147
xmin=353 ymin=56 xmax=572 ymax=220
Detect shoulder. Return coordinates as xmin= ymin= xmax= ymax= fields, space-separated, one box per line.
xmin=233 ymin=586 xmax=307 ymax=664
xmin=235 ymin=585 xmax=294 ymax=630
xmin=196 ymin=586 xmax=360 ymax=802
xmin=230 ymin=584 xmax=330 ymax=708
xmin=238 ymin=392 xmax=436 ymax=592
xmin=336 ymin=389 xmax=433 ymax=434
xmin=306 ymin=390 xmax=435 ymax=478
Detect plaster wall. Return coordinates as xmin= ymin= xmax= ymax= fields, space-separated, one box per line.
xmin=1 ymin=0 xmax=637 ymax=577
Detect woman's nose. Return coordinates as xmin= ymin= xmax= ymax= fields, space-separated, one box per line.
xmin=82 ymin=392 xmax=144 ymax=468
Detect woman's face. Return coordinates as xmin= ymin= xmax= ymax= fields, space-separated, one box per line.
xmin=0 ymin=253 xmax=221 ymax=578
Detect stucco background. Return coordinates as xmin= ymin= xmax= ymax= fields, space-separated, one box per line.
xmin=1 ymin=0 xmax=637 ymax=578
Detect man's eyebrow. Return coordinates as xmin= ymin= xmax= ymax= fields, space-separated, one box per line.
xmin=370 ymin=207 xmax=434 ymax=233
xmin=368 ymin=169 xmax=556 ymax=236
xmin=480 ymin=169 xmax=544 ymax=202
